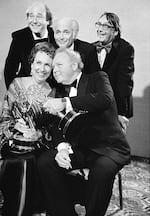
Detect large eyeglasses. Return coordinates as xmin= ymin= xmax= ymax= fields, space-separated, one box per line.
xmin=95 ymin=22 xmax=114 ymax=30
xmin=28 ymin=13 xmax=45 ymax=21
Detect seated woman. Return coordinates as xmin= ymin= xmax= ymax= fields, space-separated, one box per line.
xmin=0 ymin=42 xmax=56 ymax=216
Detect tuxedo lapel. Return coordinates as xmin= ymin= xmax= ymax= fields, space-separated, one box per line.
xmin=22 ymin=28 xmax=35 ymax=53
xmin=102 ymin=41 xmax=119 ymax=71
xmin=74 ymin=39 xmax=79 ymax=51
xmin=74 ymin=40 xmax=85 ymax=62
xmin=77 ymin=74 xmax=88 ymax=96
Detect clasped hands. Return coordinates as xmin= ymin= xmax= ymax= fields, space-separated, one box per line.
xmin=43 ymin=97 xmax=65 ymax=115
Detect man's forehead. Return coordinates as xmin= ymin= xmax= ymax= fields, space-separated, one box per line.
xmin=98 ymin=15 xmax=108 ymax=23
xmin=54 ymin=52 xmax=70 ymax=62
xmin=29 ymin=4 xmax=45 ymax=14
xmin=56 ymin=20 xmax=72 ymax=30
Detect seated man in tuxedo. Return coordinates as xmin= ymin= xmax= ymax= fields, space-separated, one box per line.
xmin=37 ymin=48 xmax=131 ymax=216
xmin=52 ymin=17 xmax=100 ymax=75
xmin=4 ymin=1 xmax=56 ymax=89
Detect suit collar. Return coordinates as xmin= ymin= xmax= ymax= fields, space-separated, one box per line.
xmin=77 ymin=73 xmax=88 ymax=96
xmin=27 ymin=26 xmax=54 ymax=43
xmin=102 ymin=40 xmax=119 ymax=69
xmin=74 ymin=39 xmax=80 ymax=50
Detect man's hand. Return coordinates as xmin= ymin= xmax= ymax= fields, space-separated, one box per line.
xmin=55 ymin=149 xmax=72 ymax=169
xmin=118 ymin=115 xmax=129 ymax=134
xmin=43 ymin=98 xmax=65 ymax=115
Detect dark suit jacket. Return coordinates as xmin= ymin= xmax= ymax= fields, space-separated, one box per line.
xmin=54 ymin=39 xmax=100 ymax=75
xmin=55 ymin=71 xmax=130 ymax=166
xmin=74 ymin=39 xmax=100 ymax=74
xmin=92 ymin=38 xmax=135 ymax=118
xmin=4 ymin=26 xmax=56 ymax=89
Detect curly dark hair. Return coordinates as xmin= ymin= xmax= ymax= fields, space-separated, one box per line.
xmin=29 ymin=42 xmax=56 ymax=64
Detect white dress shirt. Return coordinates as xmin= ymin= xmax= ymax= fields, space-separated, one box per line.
xmin=98 ymin=48 xmax=107 ymax=68
xmin=65 ymin=72 xmax=82 ymax=113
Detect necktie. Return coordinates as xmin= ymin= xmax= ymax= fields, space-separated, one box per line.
xmin=35 ymin=38 xmax=48 ymax=43
xmin=64 ymin=79 xmax=77 ymax=89
xmin=93 ymin=42 xmax=112 ymax=68
xmin=64 ymin=79 xmax=77 ymax=95
xmin=94 ymin=41 xmax=112 ymax=54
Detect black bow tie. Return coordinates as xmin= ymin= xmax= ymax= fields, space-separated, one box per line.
xmin=64 ymin=79 xmax=77 ymax=88
xmin=63 ymin=79 xmax=77 ymax=95
xmin=94 ymin=42 xmax=112 ymax=54
xmin=35 ymin=38 xmax=48 ymax=43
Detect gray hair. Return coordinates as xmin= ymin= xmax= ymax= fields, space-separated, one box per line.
xmin=55 ymin=48 xmax=84 ymax=70
xmin=53 ymin=17 xmax=79 ymax=39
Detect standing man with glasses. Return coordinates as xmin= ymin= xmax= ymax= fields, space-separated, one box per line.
xmin=4 ymin=1 xmax=56 ymax=89
xmin=92 ymin=12 xmax=135 ymax=133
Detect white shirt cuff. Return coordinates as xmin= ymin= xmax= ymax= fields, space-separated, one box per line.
xmin=65 ymin=97 xmax=73 ymax=113
xmin=57 ymin=142 xmax=73 ymax=154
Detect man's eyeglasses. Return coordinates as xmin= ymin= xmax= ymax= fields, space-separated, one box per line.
xmin=95 ymin=22 xmax=114 ymax=30
xmin=28 ymin=13 xmax=45 ymax=21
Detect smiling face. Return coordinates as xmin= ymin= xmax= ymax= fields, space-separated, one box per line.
xmin=27 ymin=3 xmax=48 ymax=36
xmin=52 ymin=52 xmax=75 ymax=85
xmin=31 ymin=51 xmax=52 ymax=84
xmin=54 ymin=19 xmax=74 ymax=48
xmin=96 ymin=15 xmax=118 ymax=45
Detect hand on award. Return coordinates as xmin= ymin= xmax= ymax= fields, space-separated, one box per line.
xmin=14 ymin=118 xmax=30 ymax=132
xmin=55 ymin=149 xmax=72 ymax=169
xmin=14 ymin=118 xmax=41 ymax=140
xmin=43 ymin=97 xmax=65 ymax=115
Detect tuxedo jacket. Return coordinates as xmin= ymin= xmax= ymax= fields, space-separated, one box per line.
xmin=92 ymin=38 xmax=135 ymax=118
xmin=73 ymin=39 xmax=100 ymax=74
xmin=4 ymin=26 xmax=56 ymax=89
xmin=55 ymin=71 xmax=130 ymax=166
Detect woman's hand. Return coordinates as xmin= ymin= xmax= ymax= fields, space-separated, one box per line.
xmin=14 ymin=118 xmax=41 ymax=139
xmin=14 ymin=118 xmax=29 ymax=133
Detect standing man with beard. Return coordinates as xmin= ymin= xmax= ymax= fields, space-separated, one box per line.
xmin=4 ymin=1 xmax=56 ymax=89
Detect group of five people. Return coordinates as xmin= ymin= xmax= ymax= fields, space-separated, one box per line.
xmin=0 ymin=1 xmax=134 ymax=216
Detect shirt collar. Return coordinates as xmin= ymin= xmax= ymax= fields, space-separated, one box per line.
xmin=76 ymin=72 xmax=82 ymax=87
xmin=32 ymin=29 xmax=48 ymax=40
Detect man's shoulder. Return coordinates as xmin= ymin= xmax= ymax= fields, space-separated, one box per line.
xmin=114 ymin=38 xmax=134 ymax=50
xmin=88 ymin=70 xmax=109 ymax=81
xmin=12 ymin=27 xmax=31 ymax=38
xmin=91 ymin=40 xmax=99 ymax=46
xmin=75 ymin=39 xmax=95 ymax=50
